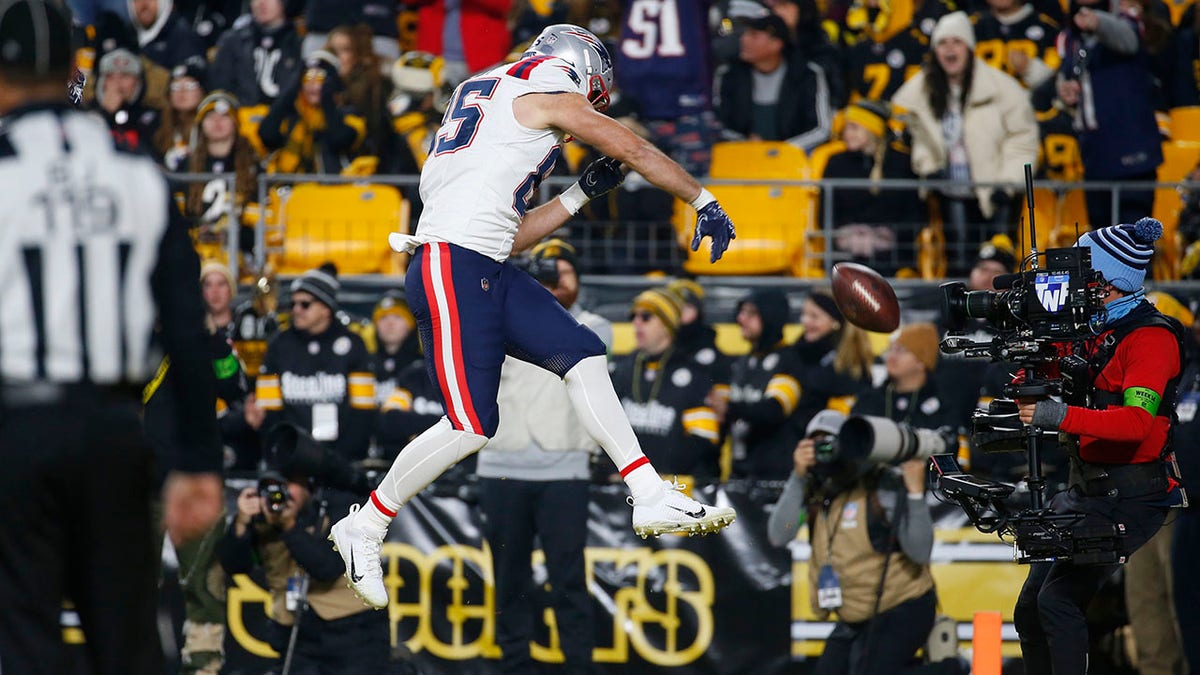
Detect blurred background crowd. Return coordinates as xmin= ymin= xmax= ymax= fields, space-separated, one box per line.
xmin=64 ymin=0 xmax=1200 ymax=281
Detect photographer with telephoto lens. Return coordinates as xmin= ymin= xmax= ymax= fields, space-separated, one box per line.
xmin=219 ymin=436 xmax=388 ymax=673
xmin=767 ymin=410 xmax=946 ymax=674
xmin=1011 ymin=219 xmax=1185 ymax=675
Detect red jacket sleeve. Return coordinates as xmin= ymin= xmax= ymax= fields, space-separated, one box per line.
xmin=1060 ymin=327 xmax=1180 ymax=459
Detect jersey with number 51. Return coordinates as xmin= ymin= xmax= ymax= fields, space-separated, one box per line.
xmin=416 ymin=55 xmax=586 ymax=262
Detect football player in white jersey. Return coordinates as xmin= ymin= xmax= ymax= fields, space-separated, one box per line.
xmin=331 ymin=24 xmax=738 ymax=609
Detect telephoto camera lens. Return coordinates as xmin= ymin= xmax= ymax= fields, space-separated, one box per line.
xmin=837 ymin=415 xmax=954 ymax=465
xmin=940 ymin=281 xmax=1019 ymax=330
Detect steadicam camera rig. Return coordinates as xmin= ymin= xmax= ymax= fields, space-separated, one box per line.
xmin=931 ymin=165 xmax=1125 ymax=565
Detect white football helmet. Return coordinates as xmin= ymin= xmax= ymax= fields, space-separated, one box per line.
xmin=525 ymin=24 xmax=614 ymax=111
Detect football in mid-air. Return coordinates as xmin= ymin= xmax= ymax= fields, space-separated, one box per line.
xmin=831 ymin=262 xmax=900 ymax=333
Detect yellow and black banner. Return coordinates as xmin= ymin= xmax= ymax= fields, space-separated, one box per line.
xmin=222 ymin=483 xmax=1023 ymax=673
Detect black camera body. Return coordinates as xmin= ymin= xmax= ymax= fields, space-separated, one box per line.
xmin=518 ymin=255 xmax=560 ymax=287
xmin=263 ymin=423 xmax=370 ymax=496
xmin=813 ymin=437 xmax=839 ymax=464
xmin=941 ymin=246 xmax=1106 ymax=344
xmin=935 ymin=229 xmax=1120 ymax=563
xmin=258 ymin=473 xmax=291 ymax=514
xmin=941 ymin=245 xmax=1107 ymax=455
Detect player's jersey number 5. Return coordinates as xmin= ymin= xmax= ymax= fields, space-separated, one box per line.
xmin=433 ymin=66 xmax=563 ymax=218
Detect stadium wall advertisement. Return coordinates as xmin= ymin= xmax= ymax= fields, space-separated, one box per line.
xmin=222 ymin=483 xmax=1026 ymax=673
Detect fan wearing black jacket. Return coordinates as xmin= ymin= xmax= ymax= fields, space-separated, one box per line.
xmin=208 ymin=0 xmax=302 ymax=106
xmin=714 ymin=13 xmax=832 ymax=152
xmin=667 ymin=278 xmax=732 ymax=396
xmin=713 ymin=288 xmax=804 ymax=480
xmin=852 ymin=323 xmax=961 ymax=433
xmin=612 ymin=288 xmax=722 ymax=480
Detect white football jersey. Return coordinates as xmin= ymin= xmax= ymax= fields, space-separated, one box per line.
xmin=415 ymin=55 xmax=586 ymax=262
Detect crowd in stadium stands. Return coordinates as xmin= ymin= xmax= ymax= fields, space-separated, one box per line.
xmin=65 ymin=0 xmax=1200 ymax=279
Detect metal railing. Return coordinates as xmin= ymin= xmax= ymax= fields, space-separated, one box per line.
xmin=163 ymin=170 xmax=1198 ymax=281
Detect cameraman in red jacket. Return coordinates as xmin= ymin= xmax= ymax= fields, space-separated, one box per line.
xmin=1014 ymin=218 xmax=1185 ymax=675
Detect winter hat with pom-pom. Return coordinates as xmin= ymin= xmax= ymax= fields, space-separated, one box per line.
xmin=1075 ymin=217 xmax=1163 ymax=292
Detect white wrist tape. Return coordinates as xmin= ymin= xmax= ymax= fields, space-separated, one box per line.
xmin=689 ymin=187 xmax=716 ymax=211
xmin=559 ymin=182 xmax=589 ymax=216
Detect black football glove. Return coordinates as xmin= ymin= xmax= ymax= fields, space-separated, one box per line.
xmin=691 ymin=201 xmax=736 ymax=263
xmin=578 ymin=155 xmax=626 ymax=199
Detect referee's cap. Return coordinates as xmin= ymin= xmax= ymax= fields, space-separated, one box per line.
xmin=0 ymin=0 xmax=73 ymax=78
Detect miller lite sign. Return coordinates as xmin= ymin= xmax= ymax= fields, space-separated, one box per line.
xmin=1035 ymin=272 xmax=1070 ymax=313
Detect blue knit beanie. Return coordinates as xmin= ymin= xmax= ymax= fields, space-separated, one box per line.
xmin=1075 ymin=218 xmax=1162 ymax=292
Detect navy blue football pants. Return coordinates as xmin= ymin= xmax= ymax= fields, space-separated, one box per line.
xmin=405 ymin=242 xmax=606 ymax=438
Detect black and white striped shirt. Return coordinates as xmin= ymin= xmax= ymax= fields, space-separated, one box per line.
xmin=0 ymin=102 xmax=220 ymax=471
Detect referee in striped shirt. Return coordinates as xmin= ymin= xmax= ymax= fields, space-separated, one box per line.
xmin=0 ymin=2 xmax=223 ymax=673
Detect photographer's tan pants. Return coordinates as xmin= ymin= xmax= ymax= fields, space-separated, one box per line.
xmin=1124 ymin=518 xmax=1183 ymax=675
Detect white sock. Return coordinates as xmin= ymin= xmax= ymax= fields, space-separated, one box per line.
xmin=563 ymin=355 xmax=662 ymax=501
xmin=353 ymin=490 xmax=398 ymax=533
xmin=356 ymin=417 xmax=488 ymax=532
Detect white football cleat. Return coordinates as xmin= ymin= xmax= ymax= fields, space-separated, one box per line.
xmin=328 ymin=505 xmax=389 ymax=609
xmin=630 ymin=480 xmax=737 ymax=538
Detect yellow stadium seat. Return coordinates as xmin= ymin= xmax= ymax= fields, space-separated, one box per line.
xmin=808 ymin=140 xmax=846 ymax=181
xmin=799 ymin=140 xmax=851 ymax=277
xmin=274 ymin=183 xmax=409 ymax=276
xmin=916 ymin=222 xmax=947 ymax=279
xmin=673 ymin=184 xmax=812 ymax=275
xmin=1169 ymin=107 xmax=1200 ymax=142
xmin=1153 ymin=141 xmax=1200 ymax=279
xmin=682 ymin=141 xmax=818 ymax=275
xmin=709 ymin=140 xmax=808 ymax=179
xmin=1045 ymin=190 xmax=1090 ymax=253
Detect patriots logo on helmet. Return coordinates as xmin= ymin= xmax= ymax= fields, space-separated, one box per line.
xmin=563 ymin=29 xmax=602 ymax=47
xmin=563 ymin=28 xmax=613 ymax=69
xmin=557 ymin=65 xmax=581 ymax=85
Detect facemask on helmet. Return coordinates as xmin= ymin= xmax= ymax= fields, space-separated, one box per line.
xmin=526 ymin=24 xmax=614 ymax=111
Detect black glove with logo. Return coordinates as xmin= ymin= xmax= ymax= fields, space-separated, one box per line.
xmin=560 ymin=155 xmax=626 ymax=215
xmin=579 ymin=156 xmax=625 ymax=199
xmin=691 ymin=201 xmax=736 ymax=263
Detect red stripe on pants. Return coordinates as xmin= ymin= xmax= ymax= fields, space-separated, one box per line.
xmin=422 ymin=244 xmax=466 ymax=431
xmin=434 ymin=243 xmax=484 ymax=433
